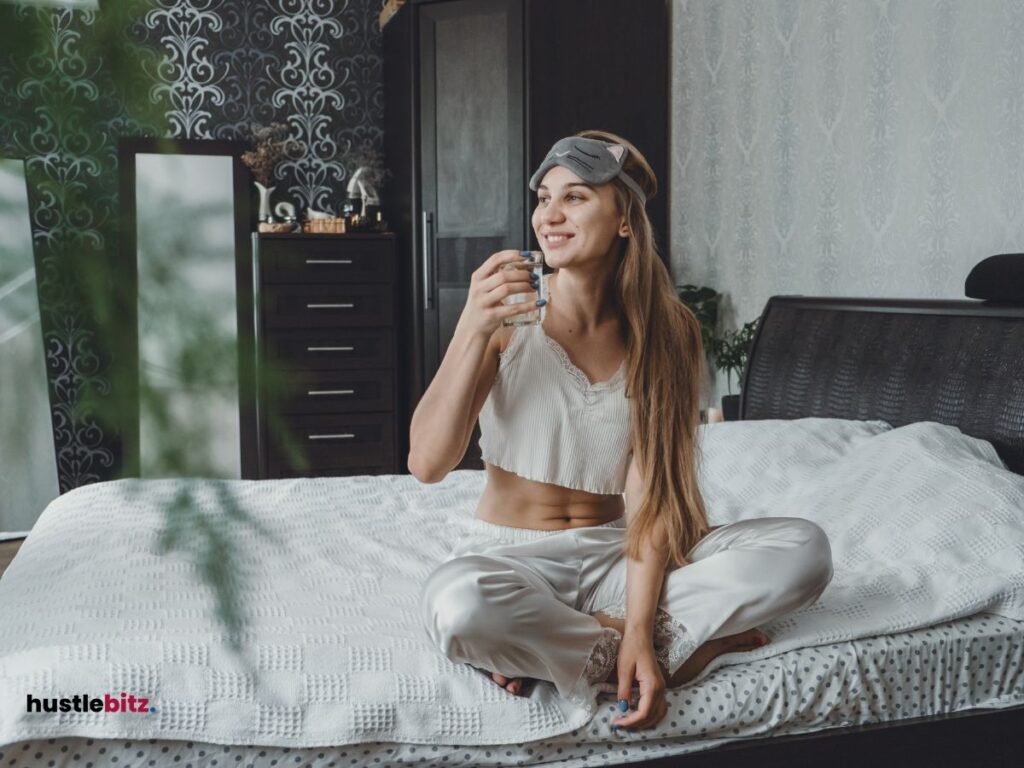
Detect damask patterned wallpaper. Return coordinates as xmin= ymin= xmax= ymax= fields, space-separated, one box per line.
xmin=139 ymin=0 xmax=384 ymax=210
xmin=0 ymin=0 xmax=385 ymax=491
xmin=670 ymin=0 xmax=1024 ymax=402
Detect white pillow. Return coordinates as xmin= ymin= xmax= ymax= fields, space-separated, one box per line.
xmin=798 ymin=422 xmax=1017 ymax=568
xmin=695 ymin=420 xmax=1024 ymax=666
xmin=697 ymin=417 xmax=892 ymax=525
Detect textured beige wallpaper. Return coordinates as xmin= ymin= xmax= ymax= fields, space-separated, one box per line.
xmin=670 ymin=0 xmax=1024 ymax=403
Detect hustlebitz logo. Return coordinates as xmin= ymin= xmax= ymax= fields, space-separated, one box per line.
xmin=27 ymin=692 xmax=157 ymax=714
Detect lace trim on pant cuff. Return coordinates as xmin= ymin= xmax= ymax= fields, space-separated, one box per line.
xmin=653 ymin=609 xmax=698 ymax=678
xmin=564 ymin=626 xmax=622 ymax=712
xmin=597 ymin=603 xmax=627 ymax=621
xmin=594 ymin=604 xmax=697 ymax=679
xmin=582 ymin=626 xmax=622 ymax=684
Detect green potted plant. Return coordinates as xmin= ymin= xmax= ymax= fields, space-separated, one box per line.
xmin=712 ymin=319 xmax=759 ymax=420
xmin=676 ymin=284 xmax=720 ymax=355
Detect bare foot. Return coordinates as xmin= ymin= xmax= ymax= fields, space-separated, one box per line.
xmin=473 ymin=666 xmax=531 ymax=695
xmin=591 ymin=611 xmax=627 ymax=635
xmin=478 ymin=610 xmax=632 ymax=695
xmin=588 ymin=611 xmax=769 ymax=687
xmin=666 ymin=628 xmax=769 ymax=687
xmin=486 ymin=670 xmax=527 ymax=695
xmin=478 ymin=617 xmax=768 ymax=696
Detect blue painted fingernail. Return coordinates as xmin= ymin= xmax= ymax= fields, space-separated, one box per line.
xmin=618 ymin=699 xmax=628 ymax=712
xmin=536 ymin=299 xmax=547 ymax=306
xmin=520 ymin=250 xmax=532 ymax=258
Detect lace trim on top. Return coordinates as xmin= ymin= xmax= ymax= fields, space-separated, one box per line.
xmin=539 ymin=329 xmax=626 ymax=392
xmin=537 ymin=273 xmax=626 ymax=393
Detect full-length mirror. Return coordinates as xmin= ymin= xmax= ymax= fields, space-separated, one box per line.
xmin=118 ymin=138 xmax=255 ymax=479
xmin=0 ymin=157 xmax=59 ymax=535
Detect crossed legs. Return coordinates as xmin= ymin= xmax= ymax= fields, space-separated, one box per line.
xmin=488 ymin=613 xmax=769 ymax=696
xmin=421 ymin=517 xmax=833 ymax=700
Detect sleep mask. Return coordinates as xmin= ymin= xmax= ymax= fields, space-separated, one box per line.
xmin=529 ymin=136 xmax=647 ymax=205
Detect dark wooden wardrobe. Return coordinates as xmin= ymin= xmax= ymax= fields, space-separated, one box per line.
xmin=383 ymin=0 xmax=670 ymax=471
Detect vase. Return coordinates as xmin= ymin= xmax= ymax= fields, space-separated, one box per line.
xmin=255 ymin=182 xmax=276 ymax=223
xmin=721 ymin=394 xmax=740 ymax=422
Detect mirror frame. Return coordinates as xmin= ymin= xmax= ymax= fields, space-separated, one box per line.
xmin=117 ymin=137 xmax=257 ymax=479
xmin=0 ymin=153 xmax=61 ymax=532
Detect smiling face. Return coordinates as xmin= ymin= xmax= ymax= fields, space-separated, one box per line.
xmin=531 ymin=165 xmax=629 ymax=268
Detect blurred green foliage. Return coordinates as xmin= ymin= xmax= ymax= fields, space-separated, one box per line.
xmin=0 ymin=1 xmax=266 ymax=655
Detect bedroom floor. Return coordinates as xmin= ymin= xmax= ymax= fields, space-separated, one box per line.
xmin=0 ymin=539 xmax=23 ymax=577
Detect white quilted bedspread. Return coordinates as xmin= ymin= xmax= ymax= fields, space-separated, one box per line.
xmin=1 ymin=418 xmax=1023 ymax=749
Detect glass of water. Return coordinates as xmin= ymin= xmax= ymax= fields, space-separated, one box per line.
xmin=501 ymin=250 xmax=547 ymax=327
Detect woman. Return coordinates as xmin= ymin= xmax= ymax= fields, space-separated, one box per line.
xmin=409 ymin=130 xmax=833 ymax=731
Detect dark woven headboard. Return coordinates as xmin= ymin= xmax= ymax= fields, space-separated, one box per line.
xmin=740 ymin=296 xmax=1024 ymax=475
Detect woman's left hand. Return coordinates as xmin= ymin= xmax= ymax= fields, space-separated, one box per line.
xmin=611 ymin=630 xmax=668 ymax=730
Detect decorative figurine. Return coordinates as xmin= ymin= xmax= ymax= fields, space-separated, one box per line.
xmin=242 ymin=123 xmax=304 ymax=227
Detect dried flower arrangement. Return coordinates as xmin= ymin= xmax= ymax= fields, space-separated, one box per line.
xmin=241 ymin=123 xmax=304 ymax=187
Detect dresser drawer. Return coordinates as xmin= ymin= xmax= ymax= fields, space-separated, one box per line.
xmin=268 ymin=368 xmax=393 ymax=415
xmin=259 ymin=237 xmax=394 ymax=284
xmin=267 ymin=413 xmax=394 ymax=474
xmin=262 ymin=284 xmax=394 ymax=328
xmin=263 ymin=328 xmax=393 ymax=370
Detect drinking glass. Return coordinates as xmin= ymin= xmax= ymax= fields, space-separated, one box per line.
xmin=501 ymin=250 xmax=547 ymax=327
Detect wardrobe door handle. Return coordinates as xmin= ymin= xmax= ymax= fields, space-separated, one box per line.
xmin=305 ymin=259 xmax=352 ymax=265
xmin=308 ymin=433 xmax=355 ymax=441
xmin=421 ymin=211 xmax=434 ymax=310
xmin=306 ymin=303 xmax=354 ymax=309
xmin=307 ymin=389 xmax=355 ymax=396
xmin=306 ymin=345 xmax=355 ymax=352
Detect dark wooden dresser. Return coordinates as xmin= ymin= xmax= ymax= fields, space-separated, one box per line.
xmin=252 ymin=233 xmax=400 ymax=478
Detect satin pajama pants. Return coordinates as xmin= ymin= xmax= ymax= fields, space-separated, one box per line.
xmin=419 ymin=515 xmax=833 ymax=707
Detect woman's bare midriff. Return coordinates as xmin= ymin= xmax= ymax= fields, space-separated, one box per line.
xmin=475 ymin=287 xmax=626 ymax=531
xmin=474 ymin=462 xmax=624 ymax=530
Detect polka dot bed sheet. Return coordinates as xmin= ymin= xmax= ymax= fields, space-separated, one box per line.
xmin=4 ymin=611 xmax=1022 ymax=767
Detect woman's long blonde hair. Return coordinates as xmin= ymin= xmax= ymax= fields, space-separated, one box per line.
xmin=576 ymin=129 xmax=709 ymax=568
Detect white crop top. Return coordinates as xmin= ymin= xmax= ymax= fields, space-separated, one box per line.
xmin=477 ymin=308 xmax=633 ymax=495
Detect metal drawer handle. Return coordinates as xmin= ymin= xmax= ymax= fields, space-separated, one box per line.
xmin=305 ymin=259 xmax=353 ymax=265
xmin=308 ymin=433 xmax=355 ymax=440
xmin=307 ymin=345 xmax=355 ymax=352
xmin=307 ymin=303 xmax=354 ymax=309
xmin=307 ymin=389 xmax=355 ymax=396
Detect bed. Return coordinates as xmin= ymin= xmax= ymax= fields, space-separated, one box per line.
xmin=1 ymin=295 xmax=1023 ymax=767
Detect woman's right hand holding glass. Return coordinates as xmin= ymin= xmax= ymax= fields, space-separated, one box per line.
xmin=458 ymin=250 xmax=541 ymax=337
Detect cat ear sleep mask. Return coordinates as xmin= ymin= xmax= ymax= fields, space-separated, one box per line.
xmin=528 ymin=136 xmax=647 ymax=205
